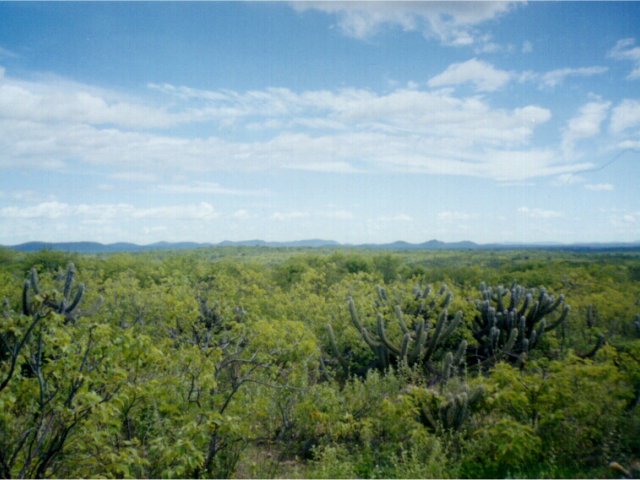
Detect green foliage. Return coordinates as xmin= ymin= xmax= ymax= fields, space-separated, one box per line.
xmin=1 ymin=247 xmax=639 ymax=478
xmin=460 ymin=417 xmax=542 ymax=478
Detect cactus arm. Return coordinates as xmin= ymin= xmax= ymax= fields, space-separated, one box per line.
xmin=453 ymin=339 xmax=467 ymax=366
xmin=577 ymin=334 xmax=606 ymax=359
xmin=348 ymin=296 xmax=364 ymax=331
xmin=399 ymin=333 xmax=411 ymax=362
xmin=518 ymin=293 xmax=532 ymax=318
xmin=64 ymin=284 xmax=85 ymax=315
xmin=442 ymin=352 xmax=453 ymax=381
xmin=440 ymin=290 xmax=452 ymax=309
xmin=376 ymin=285 xmax=388 ymax=305
xmin=501 ymin=327 xmax=519 ymax=358
xmin=424 ymin=309 xmax=447 ymax=361
xmin=30 ymin=268 xmax=40 ymax=295
xmin=410 ymin=319 xmax=426 ymax=363
xmin=544 ymin=305 xmax=570 ymax=332
xmin=394 ymin=305 xmax=409 ymax=334
xmin=63 ymin=263 xmax=75 ymax=300
xmin=326 ymin=324 xmax=346 ymax=368
xmin=376 ymin=313 xmax=400 ymax=356
xmin=22 ymin=280 xmax=31 ymax=316
xmin=442 ymin=311 xmax=463 ymax=341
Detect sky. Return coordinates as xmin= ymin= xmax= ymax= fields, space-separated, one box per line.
xmin=0 ymin=1 xmax=639 ymax=245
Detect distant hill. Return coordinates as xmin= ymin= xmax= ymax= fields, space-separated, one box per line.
xmin=5 ymin=239 xmax=640 ymax=254
xmin=7 ymin=241 xmax=214 ymax=253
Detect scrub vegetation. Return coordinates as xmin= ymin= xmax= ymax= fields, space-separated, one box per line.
xmin=1 ymin=246 xmax=639 ymax=478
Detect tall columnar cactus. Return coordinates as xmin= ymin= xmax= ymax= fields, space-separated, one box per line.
xmin=344 ymin=284 xmax=466 ymax=375
xmin=471 ymin=282 xmax=570 ymax=367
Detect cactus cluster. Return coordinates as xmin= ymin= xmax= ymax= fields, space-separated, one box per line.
xmin=471 ymin=282 xmax=570 ymax=367
xmin=411 ymin=382 xmax=484 ymax=433
xmin=335 ymin=284 xmax=466 ymax=376
xmin=1 ymin=263 xmax=86 ymax=392
xmin=22 ymin=264 xmax=85 ymax=323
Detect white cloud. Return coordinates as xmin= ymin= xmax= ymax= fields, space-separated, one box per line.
xmin=610 ymin=99 xmax=640 ymax=133
xmin=271 ymin=211 xmax=310 ymax=221
xmin=0 ymin=201 xmax=71 ymax=219
xmin=157 ymin=181 xmax=269 ymax=196
xmin=539 ymin=66 xmax=608 ymax=88
xmin=230 ymin=209 xmax=252 ymax=220
xmin=518 ymin=207 xmax=563 ymax=219
xmin=0 ymin=67 xmax=595 ymax=183
xmin=437 ymin=211 xmax=476 ymax=221
xmin=428 ymin=58 xmax=512 ymax=92
xmin=522 ymin=41 xmax=533 ymax=53
xmin=609 ymin=210 xmax=640 ymax=231
xmin=562 ymin=101 xmax=611 ymax=154
xmin=585 ymin=183 xmax=614 ymax=191
xmin=291 ymin=2 xmax=518 ymax=47
xmin=321 ymin=210 xmax=354 ymax=220
xmin=0 ymin=76 xmax=179 ymax=129
xmin=0 ymin=201 xmax=219 ymax=222
xmin=1 ymin=80 xmax=560 ymax=180
xmin=377 ymin=214 xmax=413 ymax=222
xmin=110 ymin=171 xmax=159 ymax=183
xmin=608 ymin=38 xmax=640 ymax=80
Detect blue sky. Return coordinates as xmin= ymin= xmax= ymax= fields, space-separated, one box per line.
xmin=1 ymin=1 xmax=639 ymax=245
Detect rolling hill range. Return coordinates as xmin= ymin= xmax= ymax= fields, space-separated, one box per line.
xmin=4 ymin=239 xmax=640 ymax=254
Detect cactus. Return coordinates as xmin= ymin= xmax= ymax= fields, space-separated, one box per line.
xmin=471 ymin=282 xmax=570 ymax=367
xmin=22 ymin=264 xmax=85 ymax=323
xmin=412 ymin=381 xmax=484 ymax=433
xmin=345 ymin=284 xmax=465 ymax=375
xmin=586 ymin=304 xmax=597 ymax=328
xmin=577 ymin=334 xmax=606 ymax=359
xmin=1 ymin=263 xmax=87 ymax=392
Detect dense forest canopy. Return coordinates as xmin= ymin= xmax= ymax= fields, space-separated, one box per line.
xmin=1 ymin=246 xmax=639 ymax=478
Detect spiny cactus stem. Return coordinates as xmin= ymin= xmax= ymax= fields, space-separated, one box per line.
xmin=29 ymin=268 xmax=40 ymax=295
xmin=22 ymin=280 xmax=31 ymax=316
xmin=359 ymin=327 xmax=380 ymax=349
xmin=424 ymin=309 xmax=447 ymax=360
xmin=376 ymin=314 xmax=400 ymax=356
xmin=440 ymin=291 xmax=452 ymax=309
xmin=454 ymin=339 xmax=467 ymax=365
xmin=348 ymin=297 xmax=364 ymax=331
xmin=502 ymin=327 xmax=518 ymax=358
xmin=400 ymin=333 xmax=411 ymax=361
xmin=545 ymin=305 xmax=570 ymax=332
xmin=518 ymin=293 xmax=532 ymax=317
xmin=65 ymin=284 xmax=85 ymax=314
xmin=578 ymin=334 xmax=606 ymax=359
xmin=326 ymin=324 xmax=342 ymax=362
xmin=394 ymin=305 xmax=409 ymax=334
xmin=442 ymin=352 xmax=453 ymax=380
xmin=442 ymin=311 xmax=463 ymax=340
xmin=410 ymin=319 xmax=426 ymax=363
xmin=63 ymin=263 xmax=76 ymax=300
